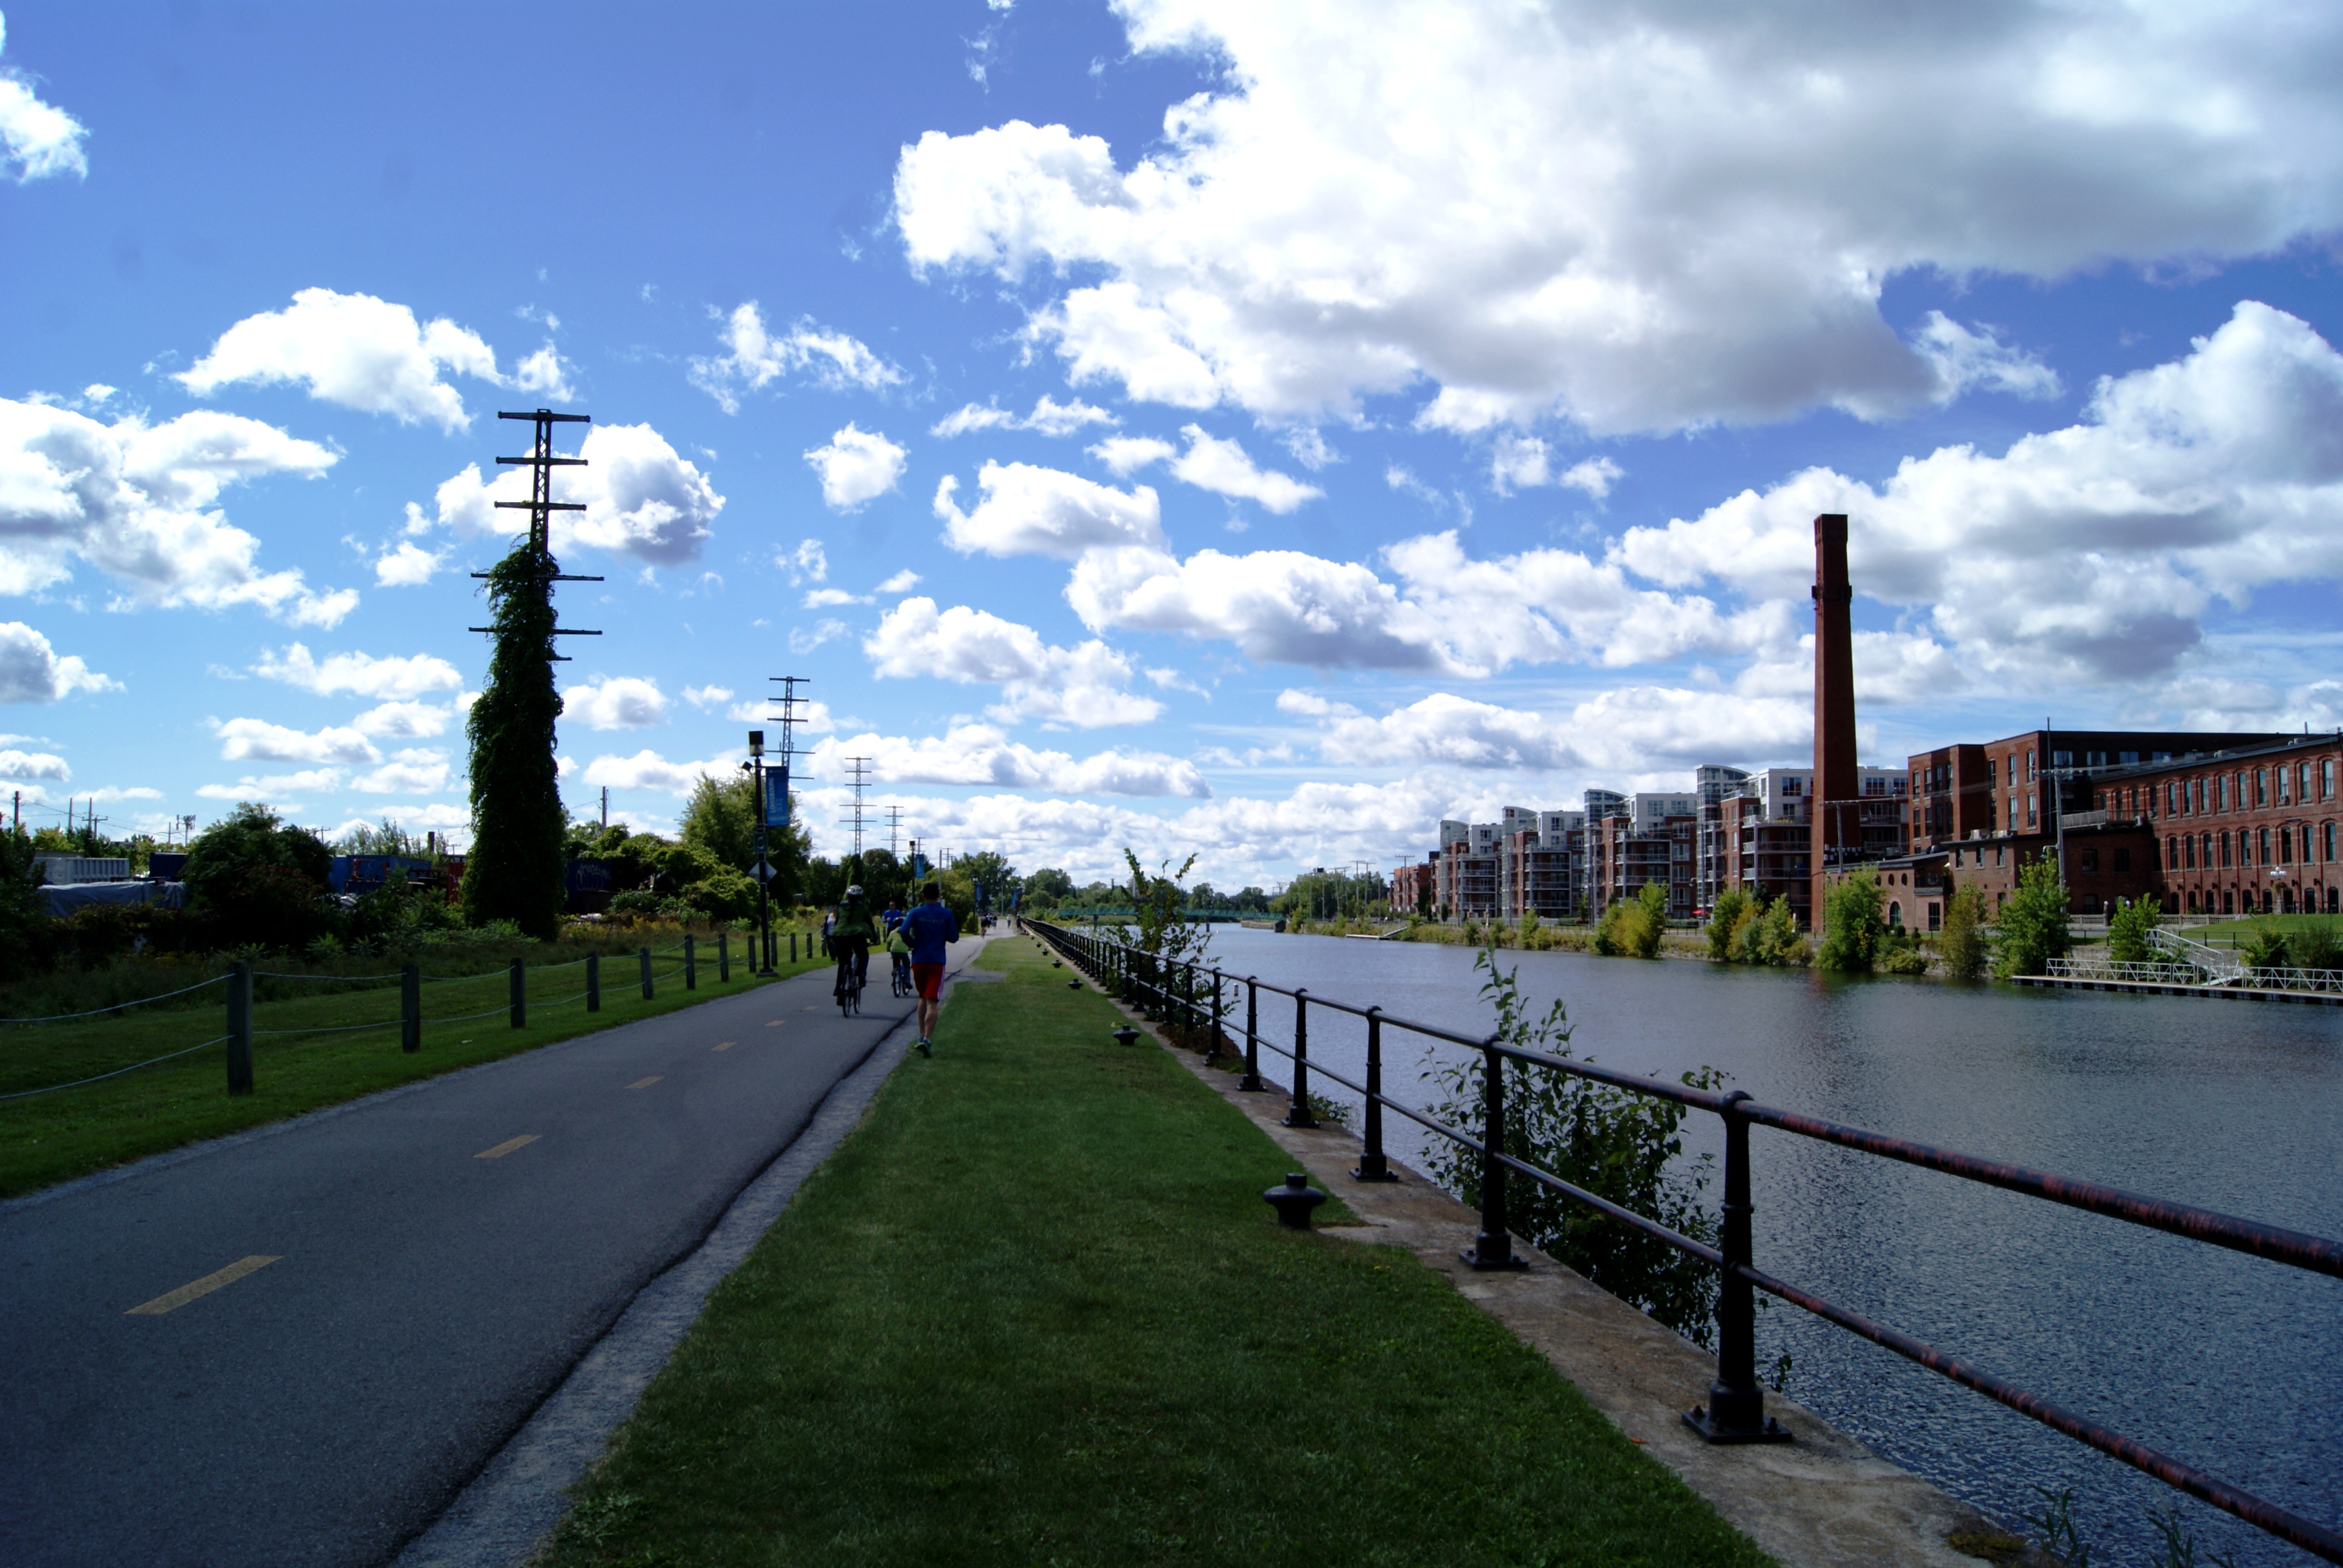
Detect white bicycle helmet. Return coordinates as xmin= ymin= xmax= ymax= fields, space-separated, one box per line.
xmin=844 ymin=884 xmax=863 ymax=897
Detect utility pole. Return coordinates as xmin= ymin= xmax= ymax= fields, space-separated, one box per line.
xmin=599 ymin=786 xmax=608 ymax=830
xmin=752 ymin=676 xmax=811 ymax=977
xmin=844 ymin=756 xmax=873 ymax=857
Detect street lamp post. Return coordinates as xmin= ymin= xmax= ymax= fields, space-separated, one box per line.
xmin=746 ymin=729 xmax=774 ymax=975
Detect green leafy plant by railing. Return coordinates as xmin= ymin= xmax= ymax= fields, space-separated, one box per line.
xmin=1423 ymin=948 xmax=1723 ymax=1346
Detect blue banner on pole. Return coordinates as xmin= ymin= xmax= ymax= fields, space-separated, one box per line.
xmin=764 ymin=766 xmax=790 ymax=828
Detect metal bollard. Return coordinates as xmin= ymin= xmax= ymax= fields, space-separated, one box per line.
xmin=401 ymin=964 xmax=421 ymax=1053
xmin=586 ymin=952 xmax=601 ymax=1012
xmin=510 ymin=957 xmax=526 ymax=1028
xmin=1354 ymin=1007 xmax=1395 ymax=1181
xmin=788 ymin=932 xmax=797 ymax=964
xmin=684 ymin=935 xmax=697 ymax=990
xmin=1283 ymin=990 xmax=1318 ymax=1128
xmin=1684 ymin=1092 xmax=1790 ymax=1442
xmin=718 ymin=931 xmax=730 ymax=983
xmin=1462 ymin=1039 xmax=1526 ymax=1270
xmin=639 ymin=946 xmax=654 ymax=1000
xmin=1240 ymin=976 xmax=1264 ymax=1091
xmin=225 ymin=959 xmax=254 ymax=1095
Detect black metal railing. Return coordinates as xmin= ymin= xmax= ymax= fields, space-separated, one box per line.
xmin=1022 ymin=918 xmax=2343 ymax=1564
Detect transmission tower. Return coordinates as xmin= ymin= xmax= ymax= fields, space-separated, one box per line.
xmin=885 ymin=804 xmax=903 ymax=860
xmin=844 ymin=756 xmax=873 ymax=856
xmin=468 ymin=410 xmax=603 ymax=658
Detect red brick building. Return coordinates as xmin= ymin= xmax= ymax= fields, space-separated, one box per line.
xmin=2096 ymin=735 xmax=2343 ymax=915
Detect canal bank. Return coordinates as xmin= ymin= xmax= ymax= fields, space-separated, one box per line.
xmin=532 ymin=938 xmax=1775 ymax=1568
xmin=1119 ymin=925 xmax=2343 ymax=1568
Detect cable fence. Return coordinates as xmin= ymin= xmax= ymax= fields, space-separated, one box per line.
xmin=0 ymin=929 xmax=765 ymax=1104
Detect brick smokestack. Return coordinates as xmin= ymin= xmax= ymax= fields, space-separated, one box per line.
xmin=1810 ymin=513 xmax=1857 ymax=927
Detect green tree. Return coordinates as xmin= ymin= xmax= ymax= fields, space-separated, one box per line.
xmin=680 ymin=773 xmax=758 ymax=870
xmin=183 ymin=803 xmax=336 ymax=950
xmin=0 ymin=828 xmax=56 ymax=979
xmin=2105 ymin=894 xmax=2163 ymax=965
xmin=1594 ymin=881 xmax=1666 ymax=958
xmin=1706 ymin=886 xmax=1752 ymax=961
xmin=1937 ymin=883 xmax=1988 ymax=979
xmin=1816 ymin=866 xmax=1886 ymax=973
xmin=1991 ymin=852 xmax=2072 ymax=978
xmin=1024 ymin=866 xmax=1075 ymax=907
xmin=461 ymin=546 xmax=568 ymax=938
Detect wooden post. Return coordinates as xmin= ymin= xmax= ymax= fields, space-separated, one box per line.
xmin=226 ymin=961 xmax=254 ymax=1095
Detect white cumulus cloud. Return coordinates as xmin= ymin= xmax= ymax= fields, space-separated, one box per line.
xmin=689 ymin=303 xmax=904 ymax=413
xmin=1612 ymin=301 xmax=2343 ymax=685
xmin=934 ymin=461 xmax=1164 ymax=558
xmin=352 ymin=701 xmax=451 ymax=738
xmin=562 ymin=676 xmax=669 ymax=730
xmin=805 ymin=423 xmax=908 ymax=511
xmin=424 ymin=422 xmax=723 ymax=566
xmin=581 ymin=749 xmax=736 ymax=794
xmin=351 ymin=749 xmax=451 ymax=795
xmin=254 ymin=643 xmax=462 ymax=701
xmin=0 ymin=400 xmax=352 ymax=624
xmin=808 ymin=724 xmax=1210 ymax=797
xmin=866 ymin=597 xmax=1163 ymax=727
xmin=895 ymin=3 xmax=2343 ymax=434
xmin=0 ymin=747 xmax=70 ymax=782
xmin=0 ymin=622 xmax=116 ymax=703
xmin=0 ymin=16 xmax=88 ymax=181
xmin=213 ymin=717 xmax=380 ymax=766
xmin=178 ymin=289 xmax=505 ymax=432
xmin=932 ymin=394 xmax=1118 ymax=437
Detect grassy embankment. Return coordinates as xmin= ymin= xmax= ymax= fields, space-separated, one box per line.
xmin=538 ymin=936 xmax=1772 ymax=1568
xmin=0 ymin=930 xmax=828 ymax=1198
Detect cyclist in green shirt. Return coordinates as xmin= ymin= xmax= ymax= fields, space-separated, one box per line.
xmin=831 ymin=884 xmax=879 ymax=1009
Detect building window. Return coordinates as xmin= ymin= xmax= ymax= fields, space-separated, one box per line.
xmin=2166 ymin=837 xmax=2178 ymax=869
xmin=2220 ymin=831 xmax=2231 ymax=868
xmin=2278 ymin=767 xmax=2292 ymax=806
xmin=2027 ymin=749 xmax=2037 ymax=780
xmin=2255 ymin=768 xmax=2267 ymax=806
xmin=2081 ymin=846 xmax=2099 ymax=872
xmin=2258 ymin=828 xmax=2270 ymax=864
xmin=2027 ymin=792 xmax=2037 ymax=826
xmin=2325 ymin=759 xmax=2336 ymax=800
xmin=2180 ymin=837 xmax=2192 ymax=869
xmin=2200 ymin=833 xmax=2211 ymax=870
xmin=2327 ymin=822 xmax=2337 ymax=863
xmin=2280 ymin=828 xmax=2293 ymax=865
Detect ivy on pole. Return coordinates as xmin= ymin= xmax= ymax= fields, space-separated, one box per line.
xmin=462 ymin=410 xmax=600 ymax=938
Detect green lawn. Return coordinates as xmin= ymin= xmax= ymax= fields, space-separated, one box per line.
xmin=539 ymin=937 xmax=1772 ymax=1568
xmin=2174 ymin=912 xmax=2339 ymax=948
xmin=0 ymin=941 xmax=829 ymax=1198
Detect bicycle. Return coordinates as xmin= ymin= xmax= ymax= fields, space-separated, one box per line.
xmin=833 ymin=937 xmax=868 ymax=1017
xmin=889 ymin=947 xmax=913 ymax=998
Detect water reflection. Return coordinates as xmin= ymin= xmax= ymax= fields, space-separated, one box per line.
xmin=1180 ymin=926 xmax=2342 ymax=1567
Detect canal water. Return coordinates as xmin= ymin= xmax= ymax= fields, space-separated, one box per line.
xmin=1173 ymin=925 xmax=2341 ymax=1567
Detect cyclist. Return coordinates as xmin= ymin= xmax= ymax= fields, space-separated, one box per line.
xmin=898 ymin=878 xmax=958 ymax=1055
xmin=831 ymin=883 xmax=878 ymax=1013
xmin=885 ymin=918 xmax=914 ymax=997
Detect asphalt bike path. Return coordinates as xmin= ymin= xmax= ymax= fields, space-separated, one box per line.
xmin=0 ymin=939 xmax=986 ymax=1568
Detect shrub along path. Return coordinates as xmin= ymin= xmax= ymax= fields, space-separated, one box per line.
xmin=537 ymin=936 xmax=1772 ymax=1568
xmin=0 ymin=937 xmax=828 ymax=1198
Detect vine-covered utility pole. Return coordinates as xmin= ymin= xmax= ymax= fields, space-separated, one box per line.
xmin=462 ymin=409 xmax=601 ymax=937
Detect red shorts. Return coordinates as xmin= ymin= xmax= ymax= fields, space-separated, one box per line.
xmin=913 ymin=964 xmax=945 ymax=1000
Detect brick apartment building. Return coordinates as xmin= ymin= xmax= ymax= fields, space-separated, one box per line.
xmin=2100 ymin=734 xmax=2342 ymax=915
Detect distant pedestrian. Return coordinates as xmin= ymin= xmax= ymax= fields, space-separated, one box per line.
xmin=899 ymin=880 xmax=958 ymax=1056
xmin=821 ymin=908 xmax=834 ymax=958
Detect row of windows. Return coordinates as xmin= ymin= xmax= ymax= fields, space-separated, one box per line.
xmin=2177 ymin=886 xmax=2339 ymax=916
xmin=2164 ymin=821 xmax=2338 ymax=870
xmin=2104 ymin=757 xmax=2338 ymax=818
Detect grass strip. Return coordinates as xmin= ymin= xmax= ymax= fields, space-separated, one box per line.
xmin=539 ymin=936 xmax=1774 ymax=1568
xmin=0 ymin=952 xmax=831 ymax=1198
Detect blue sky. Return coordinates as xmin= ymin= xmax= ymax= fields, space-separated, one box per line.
xmin=3 ymin=1 xmax=2341 ymax=886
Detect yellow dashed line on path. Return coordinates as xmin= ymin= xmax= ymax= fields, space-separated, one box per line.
xmin=126 ymin=1255 xmax=280 ymax=1316
xmin=476 ymin=1134 xmax=539 ymax=1160
xmin=628 ymin=1076 xmax=663 ymax=1089
xmin=712 ymin=1041 xmax=735 ymax=1052
xmin=767 ymin=1020 xmax=783 ymax=1028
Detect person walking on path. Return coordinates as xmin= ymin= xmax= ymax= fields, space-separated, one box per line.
xmin=899 ymin=880 xmax=958 ymax=1056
